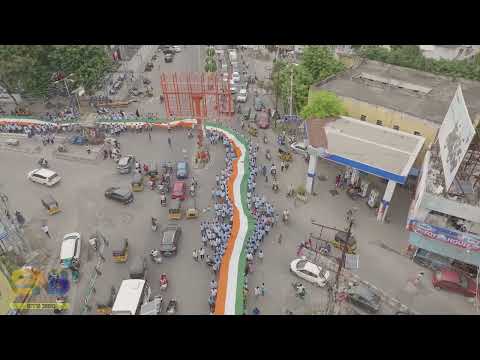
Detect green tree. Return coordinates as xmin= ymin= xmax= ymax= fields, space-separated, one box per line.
xmin=206 ymin=47 xmax=215 ymax=57
xmin=204 ymin=57 xmax=217 ymax=72
xmin=300 ymin=90 xmax=346 ymax=120
xmin=301 ymin=46 xmax=345 ymax=83
xmin=0 ymin=45 xmax=113 ymax=101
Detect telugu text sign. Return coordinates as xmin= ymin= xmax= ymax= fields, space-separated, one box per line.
xmin=407 ymin=219 xmax=480 ymax=252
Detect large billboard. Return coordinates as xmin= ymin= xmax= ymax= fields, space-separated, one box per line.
xmin=438 ymin=85 xmax=476 ymax=189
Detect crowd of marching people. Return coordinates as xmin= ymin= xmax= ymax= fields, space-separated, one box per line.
xmin=196 ymin=129 xmax=237 ymax=313
xmin=197 ymin=129 xmax=277 ymax=314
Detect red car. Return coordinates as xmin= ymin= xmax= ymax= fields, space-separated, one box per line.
xmin=171 ymin=181 xmax=186 ymax=200
xmin=432 ymin=269 xmax=477 ymax=297
xmin=257 ymin=111 xmax=270 ymax=129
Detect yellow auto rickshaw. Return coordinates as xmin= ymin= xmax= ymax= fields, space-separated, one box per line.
xmin=186 ymin=199 xmax=199 ymax=219
xmin=112 ymin=238 xmax=129 ymax=263
xmin=96 ymin=286 xmax=116 ymax=315
xmin=41 ymin=195 xmax=61 ymax=215
xmin=131 ymin=174 xmax=144 ymax=192
xmin=168 ymin=199 xmax=183 ymax=220
xmin=333 ymin=231 xmax=357 ymax=254
xmin=248 ymin=126 xmax=258 ymax=137
xmin=278 ymin=145 xmax=292 ymax=162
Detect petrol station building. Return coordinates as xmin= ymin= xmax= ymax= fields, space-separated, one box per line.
xmin=305 ymin=115 xmax=425 ymax=222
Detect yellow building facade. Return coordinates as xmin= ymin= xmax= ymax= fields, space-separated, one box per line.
xmin=339 ymin=96 xmax=439 ymax=166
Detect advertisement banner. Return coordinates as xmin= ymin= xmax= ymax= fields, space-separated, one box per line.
xmin=407 ymin=219 xmax=480 ymax=252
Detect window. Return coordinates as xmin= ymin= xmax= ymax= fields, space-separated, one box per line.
xmin=414 ymin=131 xmax=421 ymax=136
xmin=376 ymin=120 xmax=383 ymax=126
xmin=360 ymin=115 xmax=366 ymax=121
xmin=393 ymin=125 xmax=400 ymax=130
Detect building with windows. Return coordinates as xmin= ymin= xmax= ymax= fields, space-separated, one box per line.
xmin=311 ymin=59 xmax=480 ymax=170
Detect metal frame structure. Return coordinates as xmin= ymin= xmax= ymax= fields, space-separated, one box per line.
xmin=160 ymin=72 xmax=234 ymax=162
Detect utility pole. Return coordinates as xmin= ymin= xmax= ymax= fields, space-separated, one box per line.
xmin=289 ymin=65 xmax=294 ymax=117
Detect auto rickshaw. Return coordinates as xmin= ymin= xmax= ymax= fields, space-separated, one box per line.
xmin=96 ymin=286 xmax=116 ymax=315
xmin=112 ymin=238 xmax=129 ymax=263
xmin=332 ymin=231 xmax=357 ymax=254
xmin=168 ymin=199 xmax=183 ymax=220
xmin=248 ymin=126 xmax=257 ymax=137
xmin=41 ymin=195 xmax=61 ymax=215
xmin=131 ymin=173 xmax=144 ymax=192
xmin=278 ymin=145 xmax=293 ymax=162
xmin=186 ymin=200 xmax=199 ymax=219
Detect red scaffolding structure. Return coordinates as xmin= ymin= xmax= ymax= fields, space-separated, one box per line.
xmin=160 ymin=72 xmax=234 ymax=163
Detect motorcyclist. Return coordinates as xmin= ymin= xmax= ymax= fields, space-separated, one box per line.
xmin=151 ymin=249 xmax=162 ymax=263
xmin=283 ymin=209 xmax=289 ymax=223
xmin=151 ymin=217 xmax=158 ymax=232
xmin=266 ymin=149 xmax=272 ymax=160
xmin=272 ymin=179 xmax=279 ymax=192
xmin=296 ymin=283 xmax=305 ymax=297
xmin=190 ymin=183 xmax=196 ymax=196
xmin=263 ymin=134 xmax=268 ymax=144
xmin=160 ymin=273 xmax=168 ymax=286
xmin=270 ymin=163 xmax=277 ymax=176
xmin=287 ymin=184 xmax=294 ymax=197
xmin=160 ymin=191 xmax=166 ymax=205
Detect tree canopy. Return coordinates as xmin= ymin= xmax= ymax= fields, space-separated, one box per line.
xmin=300 ymin=90 xmax=346 ymax=120
xmin=0 ymin=45 xmax=114 ymax=102
xmin=271 ymin=46 xmax=345 ymax=115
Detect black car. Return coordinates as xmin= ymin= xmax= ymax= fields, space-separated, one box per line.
xmin=164 ymin=54 xmax=174 ymax=63
xmin=163 ymin=47 xmax=175 ymax=55
xmin=105 ymin=187 xmax=134 ymax=204
xmin=160 ymin=223 xmax=181 ymax=256
xmin=346 ymin=285 xmax=381 ymax=314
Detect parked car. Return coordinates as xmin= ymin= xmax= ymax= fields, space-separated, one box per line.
xmin=6 ymin=138 xmax=19 ymax=146
xmin=230 ymin=86 xmax=238 ymax=94
xmin=257 ymin=110 xmax=270 ymax=129
xmin=105 ymin=187 xmax=134 ymax=204
xmin=346 ymin=285 xmax=381 ymax=313
xmin=160 ymin=223 xmax=181 ymax=256
xmin=117 ymin=155 xmax=135 ymax=174
xmin=27 ymin=168 xmax=61 ymax=187
xmin=289 ymin=258 xmax=330 ymax=287
xmin=171 ymin=181 xmax=186 ymax=200
xmin=236 ymin=89 xmax=248 ymax=103
xmin=254 ymin=97 xmax=264 ymax=111
xmin=176 ymin=160 xmax=189 ymax=179
xmin=164 ymin=54 xmax=174 ymax=63
xmin=432 ymin=269 xmax=477 ymax=297
xmin=290 ymin=142 xmax=308 ymax=157
xmin=172 ymin=46 xmax=182 ymax=53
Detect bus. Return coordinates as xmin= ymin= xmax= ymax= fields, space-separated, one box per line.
xmin=111 ymin=279 xmax=151 ymax=315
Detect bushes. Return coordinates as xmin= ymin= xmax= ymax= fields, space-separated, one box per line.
xmin=359 ymin=45 xmax=480 ymax=82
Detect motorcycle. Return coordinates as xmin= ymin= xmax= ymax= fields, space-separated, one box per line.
xmin=160 ymin=273 xmax=168 ymax=291
xmin=190 ymin=184 xmax=196 ymax=197
xmin=282 ymin=210 xmax=289 ymax=224
xmin=150 ymin=249 xmax=163 ymax=264
xmin=160 ymin=193 xmax=167 ymax=207
xmin=263 ymin=135 xmax=268 ymax=144
xmin=266 ymin=150 xmax=272 ymax=161
xmin=292 ymin=282 xmax=306 ymax=299
xmin=272 ymin=181 xmax=279 ymax=193
xmin=38 ymin=158 xmax=49 ymax=168
xmin=151 ymin=217 xmax=158 ymax=232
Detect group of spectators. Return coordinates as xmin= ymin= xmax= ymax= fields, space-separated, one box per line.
xmin=41 ymin=108 xmax=79 ymax=123
xmin=0 ymin=122 xmax=58 ymax=137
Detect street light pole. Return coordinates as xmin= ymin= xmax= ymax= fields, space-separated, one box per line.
xmin=289 ymin=65 xmax=294 ymax=117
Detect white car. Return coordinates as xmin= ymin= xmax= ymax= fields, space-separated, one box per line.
xmin=27 ymin=168 xmax=61 ymax=187
xmin=230 ymin=87 xmax=238 ymax=94
xmin=172 ymin=46 xmax=182 ymax=53
xmin=290 ymin=142 xmax=308 ymax=157
xmin=290 ymin=258 xmax=330 ymax=287
xmin=236 ymin=89 xmax=248 ymax=103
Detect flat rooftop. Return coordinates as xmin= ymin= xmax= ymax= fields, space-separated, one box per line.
xmin=307 ymin=116 xmax=425 ymax=184
xmin=313 ymin=59 xmax=480 ymax=124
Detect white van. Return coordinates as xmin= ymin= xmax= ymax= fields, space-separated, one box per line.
xmin=28 ymin=168 xmax=61 ymax=187
xmin=60 ymin=232 xmax=81 ymax=268
xmin=112 ymin=279 xmax=152 ymax=315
